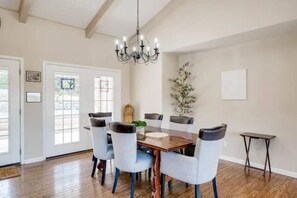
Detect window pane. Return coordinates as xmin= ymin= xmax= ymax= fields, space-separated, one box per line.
xmin=95 ymin=101 xmax=100 ymax=112
xmin=55 ymin=116 xmax=63 ymax=130
xmin=107 ymin=89 xmax=113 ymax=100
xmin=95 ymin=90 xmax=100 ymax=100
xmin=72 ymin=101 xmax=79 ymax=115
xmin=101 ymin=92 xmax=107 ymax=101
xmin=72 ymin=115 xmax=79 ymax=128
xmin=108 ymin=101 xmax=113 ymax=112
xmin=0 ymin=88 xmax=8 ymax=101
xmin=55 ymin=101 xmax=63 ymax=115
xmin=63 ymin=130 xmax=71 ymax=143
xmin=63 ymin=115 xmax=71 ymax=129
xmin=0 ymin=102 xmax=8 ymax=118
xmin=101 ymin=101 xmax=107 ymax=112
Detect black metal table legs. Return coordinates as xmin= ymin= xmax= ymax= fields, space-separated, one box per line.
xmin=243 ymin=137 xmax=272 ymax=176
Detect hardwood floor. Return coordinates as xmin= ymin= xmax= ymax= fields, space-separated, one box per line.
xmin=1 ymin=151 xmax=296 ymax=198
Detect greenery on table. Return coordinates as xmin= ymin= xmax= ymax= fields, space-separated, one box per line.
xmin=132 ymin=120 xmax=147 ymax=127
xmin=169 ymin=61 xmax=197 ymax=116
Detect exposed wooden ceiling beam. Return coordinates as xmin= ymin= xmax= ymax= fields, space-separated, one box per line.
xmin=86 ymin=0 xmax=115 ymax=38
xmin=19 ymin=0 xmax=33 ymax=23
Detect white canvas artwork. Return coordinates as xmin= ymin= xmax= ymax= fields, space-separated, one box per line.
xmin=221 ymin=69 xmax=247 ymax=100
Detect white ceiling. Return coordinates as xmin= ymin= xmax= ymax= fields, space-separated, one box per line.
xmin=0 ymin=0 xmax=171 ymax=38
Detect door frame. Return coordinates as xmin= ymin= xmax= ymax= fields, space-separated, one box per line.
xmin=42 ymin=61 xmax=121 ymax=159
xmin=0 ymin=55 xmax=25 ymax=165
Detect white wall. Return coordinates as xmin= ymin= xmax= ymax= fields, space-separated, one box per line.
xmin=0 ymin=8 xmax=130 ymax=161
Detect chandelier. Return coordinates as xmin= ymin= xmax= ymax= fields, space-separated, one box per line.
xmin=115 ymin=0 xmax=160 ymax=64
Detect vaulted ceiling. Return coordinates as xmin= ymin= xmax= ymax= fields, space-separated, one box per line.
xmin=0 ymin=0 xmax=172 ymax=38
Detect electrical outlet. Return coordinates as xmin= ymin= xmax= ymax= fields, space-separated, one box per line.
xmin=224 ymin=141 xmax=227 ymax=147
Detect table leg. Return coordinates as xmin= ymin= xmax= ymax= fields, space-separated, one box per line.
xmin=97 ymin=160 xmax=103 ymax=171
xmin=152 ymin=149 xmax=161 ymax=198
xmin=264 ymin=139 xmax=271 ymax=176
xmin=243 ymin=137 xmax=252 ymax=171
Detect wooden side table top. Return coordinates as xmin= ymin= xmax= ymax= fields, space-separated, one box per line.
xmin=240 ymin=132 xmax=276 ymax=140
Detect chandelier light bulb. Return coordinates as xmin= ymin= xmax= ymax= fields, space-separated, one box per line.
xmin=156 ymin=43 xmax=160 ymax=48
xmin=147 ymin=47 xmax=150 ymax=51
xmin=123 ymin=36 xmax=126 ymax=42
xmin=140 ymin=35 xmax=144 ymax=40
xmin=120 ymin=44 xmax=123 ymax=49
xmin=115 ymin=40 xmax=119 ymax=45
xmin=154 ymin=38 xmax=158 ymax=43
xmin=133 ymin=47 xmax=136 ymax=51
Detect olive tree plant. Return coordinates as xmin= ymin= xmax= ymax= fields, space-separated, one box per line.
xmin=169 ymin=62 xmax=197 ymax=116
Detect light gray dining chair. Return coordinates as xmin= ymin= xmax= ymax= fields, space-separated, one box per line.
xmin=144 ymin=113 xmax=163 ymax=128
xmin=89 ymin=118 xmax=114 ymax=185
xmin=110 ymin=122 xmax=153 ymax=198
xmin=89 ymin=112 xmax=112 ymax=166
xmin=160 ymin=124 xmax=227 ymax=198
xmin=169 ymin=115 xmax=194 ymax=132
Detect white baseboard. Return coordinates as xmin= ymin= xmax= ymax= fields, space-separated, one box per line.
xmin=23 ymin=157 xmax=45 ymax=164
xmin=220 ymin=155 xmax=297 ymax=179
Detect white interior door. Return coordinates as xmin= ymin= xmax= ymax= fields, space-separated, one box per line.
xmin=0 ymin=58 xmax=20 ymax=166
xmin=44 ymin=63 xmax=121 ymax=158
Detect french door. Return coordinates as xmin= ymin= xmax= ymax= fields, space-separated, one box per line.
xmin=0 ymin=58 xmax=20 ymax=166
xmin=44 ymin=63 xmax=120 ymax=158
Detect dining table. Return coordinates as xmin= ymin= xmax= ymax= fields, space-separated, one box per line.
xmin=84 ymin=125 xmax=198 ymax=198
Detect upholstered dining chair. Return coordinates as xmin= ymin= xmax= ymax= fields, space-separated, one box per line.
xmin=89 ymin=118 xmax=114 ymax=185
xmin=169 ymin=115 xmax=194 ymax=132
xmin=89 ymin=112 xmax=113 ymax=167
xmin=160 ymin=124 xmax=227 ymax=198
xmin=110 ymin=122 xmax=153 ymax=198
xmin=144 ymin=113 xmax=163 ymax=128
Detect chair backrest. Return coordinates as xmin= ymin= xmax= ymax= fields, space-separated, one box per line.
xmin=169 ymin=116 xmax=194 ymax=133
xmin=144 ymin=113 xmax=163 ymax=128
xmin=195 ymin=124 xmax=227 ymax=184
xmin=89 ymin=112 xmax=112 ymax=130
xmin=89 ymin=118 xmax=108 ymax=159
xmin=109 ymin=122 xmax=137 ymax=172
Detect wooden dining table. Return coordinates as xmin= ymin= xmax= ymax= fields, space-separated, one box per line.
xmin=84 ymin=125 xmax=198 ymax=198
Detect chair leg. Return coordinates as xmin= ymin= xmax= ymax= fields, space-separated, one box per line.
xmin=212 ymin=177 xmax=218 ymax=198
xmin=101 ymin=160 xmax=106 ymax=185
xmin=168 ymin=180 xmax=173 ymax=190
xmin=130 ymin=173 xmax=135 ymax=198
xmin=195 ymin=184 xmax=200 ymax=198
xmin=112 ymin=168 xmax=120 ymax=193
xmin=91 ymin=157 xmax=98 ymax=177
xmin=136 ymin=172 xmax=138 ymax=181
xmin=186 ymin=183 xmax=189 ymax=188
xmin=148 ymin=168 xmax=152 ymax=180
xmin=161 ymin=173 xmax=165 ymax=198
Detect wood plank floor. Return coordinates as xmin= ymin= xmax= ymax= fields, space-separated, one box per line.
xmin=1 ymin=151 xmax=296 ymax=198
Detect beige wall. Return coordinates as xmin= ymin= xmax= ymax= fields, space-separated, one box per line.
xmin=130 ymin=60 xmax=162 ymax=120
xmin=175 ymin=33 xmax=297 ymax=173
xmin=0 ymin=8 xmax=130 ymax=160
xmin=131 ymin=0 xmax=297 ymax=120
xmin=130 ymin=0 xmax=297 ymax=174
